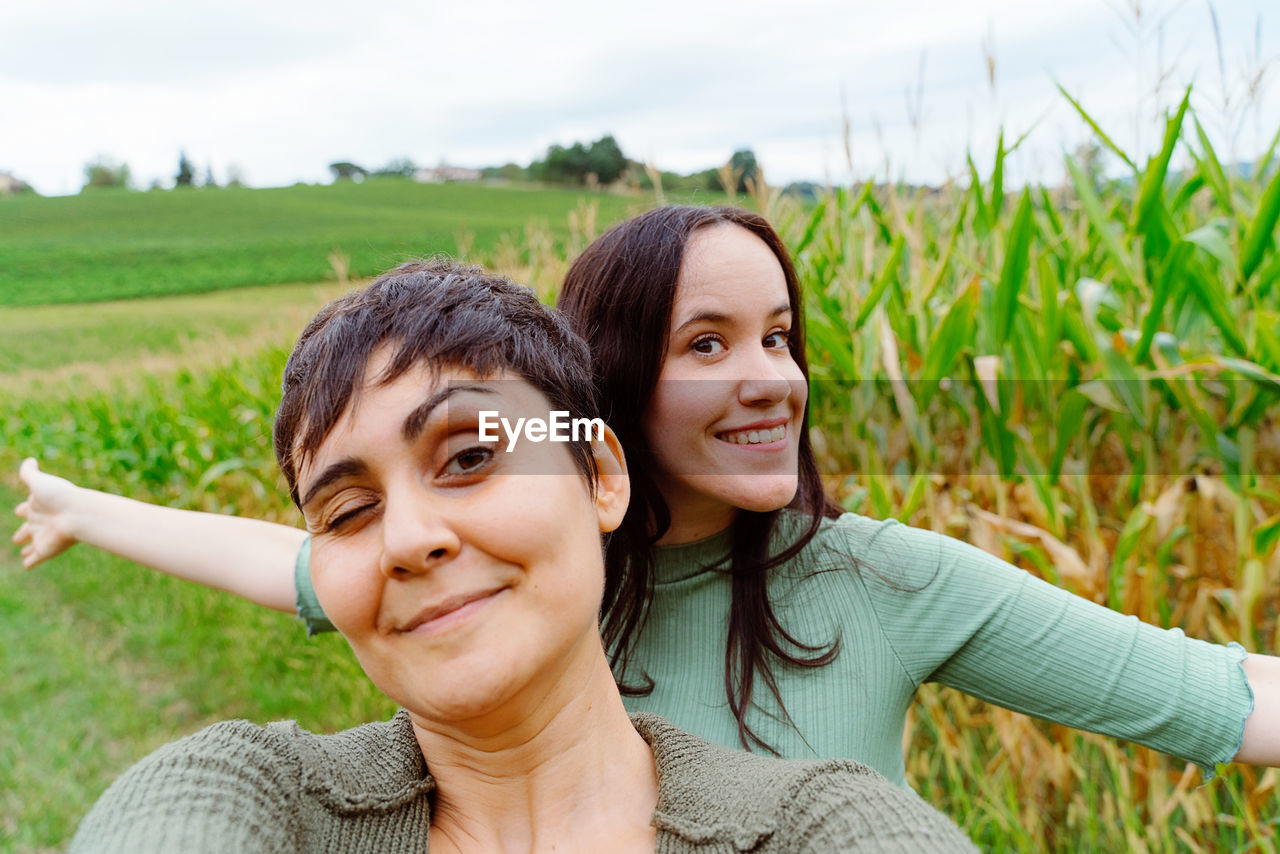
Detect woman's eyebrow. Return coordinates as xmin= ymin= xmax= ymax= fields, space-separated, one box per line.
xmin=299 ymin=387 xmax=496 ymax=510
xmin=672 ymin=310 xmax=729 ymax=336
xmin=401 ymin=384 xmax=495 ymax=443
xmin=672 ymin=304 xmax=791 ymax=336
xmin=300 ymin=459 xmax=368 ymax=511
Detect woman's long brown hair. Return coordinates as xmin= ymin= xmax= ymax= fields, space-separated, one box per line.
xmin=557 ymin=205 xmax=843 ymax=753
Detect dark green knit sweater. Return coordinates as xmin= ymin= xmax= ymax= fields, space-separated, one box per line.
xmin=71 ymin=711 xmax=975 ymax=853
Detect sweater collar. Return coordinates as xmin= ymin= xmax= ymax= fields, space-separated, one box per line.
xmin=294 ymin=709 xmax=435 ymax=815
xmin=301 ymin=711 xmax=774 ymax=850
xmin=631 ymin=713 xmax=777 ymax=850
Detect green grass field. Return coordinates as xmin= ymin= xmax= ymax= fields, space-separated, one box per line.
xmin=0 ymin=179 xmax=653 ymax=306
xmin=2 ymin=136 xmax=1279 ymax=853
xmin=0 ymin=484 xmax=398 ymax=851
xmin=0 ymin=281 xmax=351 ymax=382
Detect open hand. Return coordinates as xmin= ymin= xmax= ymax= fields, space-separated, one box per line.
xmin=12 ymin=458 xmax=80 ymax=569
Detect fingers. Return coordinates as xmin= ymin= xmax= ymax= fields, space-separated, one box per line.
xmin=18 ymin=457 xmax=39 ymax=486
xmin=12 ymin=521 xmax=30 ymax=545
xmin=14 ymin=499 xmax=29 ymax=520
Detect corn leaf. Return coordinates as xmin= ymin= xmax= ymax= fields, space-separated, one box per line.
xmin=918 ymin=282 xmax=978 ymax=407
xmin=1193 ymin=114 xmax=1234 ymax=215
xmin=793 ymin=198 xmax=828 ymax=257
xmin=1185 ymin=266 xmax=1249 ymax=355
xmin=994 ymin=190 xmax=1035 ymax=346
xmin=853 ymin=235 xmax=906 ymax=330
xmin=1056 ymin=82 xmax=1138 ymax=173
xmin=1240 ymin=159 xmax=1280 ymax=283
xmin=1064 ymin=155 xmax=1138 ymax=288
xmin=1134 ymin=239 xmax=1192 ymax=364
xmin=1131 ymin=87 xmax=1191 ymax=234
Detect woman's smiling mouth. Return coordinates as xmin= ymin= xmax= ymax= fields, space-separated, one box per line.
xmin=715 ymin=420 xmax=788 ymax=447
xmin=396 ymin=587 xmax=509 ymax=637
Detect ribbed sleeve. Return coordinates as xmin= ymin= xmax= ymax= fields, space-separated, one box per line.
xmin=294 ymin=537 xmax=336 ymax=636
xmin=70 ymin=720 xmax=305 ymax=853
xmin=621 ymin=511 xmax=1254 ymax=786
xmin=70 ymin=713 xmax=435 ymax=854
xmin=844 ymin=515 xmax=1253 ymax=772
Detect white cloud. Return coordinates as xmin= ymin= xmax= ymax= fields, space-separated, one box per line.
xmin=4 ymin=0 xmax=1276 ymax=194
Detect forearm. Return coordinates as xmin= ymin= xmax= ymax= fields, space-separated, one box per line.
xmin=65 ymin=485 xmax=304 ymax=613
xmin=1234 ymin=653 xmax=1280 ymax=764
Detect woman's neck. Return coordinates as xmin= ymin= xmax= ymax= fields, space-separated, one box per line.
xmin=414 ymin=645 xmax=658 ymax=854
xmin=651 ymin=488 xmax=736 ymax=546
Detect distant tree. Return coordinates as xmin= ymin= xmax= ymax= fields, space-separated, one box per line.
xmin=529 ymin=135 xmax=629 ymax=186
xmin=692 ymin=167 xmax=721 ymax=192
xmin=728 ymin=149 xmax=759 ymax=193
xmin=175 ymin=151 xmax=195 ymax=187
xmin=226 ymin=163 xmax=247 ymax=188
xmin=82 ymin=156 xmax=131 ymax=191
xmin=329 ymin=161 xmax=367 ymax=182
xmin=586 ymin=135 xmax=627 ymax=185
xmin=526 ymin=147 xmax=554 ymax=182
xmin=203 ymin=165 xmax=217 ymax=188
xmin=373 ymin=157 xmax=416 ymax=178
xmin=782 ymin=181 xmax=820 ymax=203
xmin=538 ymin=143 xmax=589 ymax=183
xmin=483 ymin=162 xmax=525 ymax=182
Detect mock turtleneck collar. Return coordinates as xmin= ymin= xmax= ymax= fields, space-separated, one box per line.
xmin=653 ymin=527 xmax=732 ymax=584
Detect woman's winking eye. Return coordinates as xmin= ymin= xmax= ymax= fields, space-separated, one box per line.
xmin=318 ymin=492 xmax=378 ymax=534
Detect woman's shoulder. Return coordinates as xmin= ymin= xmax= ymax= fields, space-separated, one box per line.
xmin=71 ymin=712 xmax=432 ymax=853
xmin=631 ymin=714 xmax=975 ymax=852
xmin=71 ymin=717 xmax=309 ymax=852
xmin=267 ymin=709 xmax=432 ymax=810
xmin=781 ymin=509 xmax=991 ymax=582
xmin=121 ymin=711 xmax=425 ymax=789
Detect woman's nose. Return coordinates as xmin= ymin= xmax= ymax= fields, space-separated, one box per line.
xmin=378 ymin=484 xmax=461 ymax=580
xmin=736 ymin=348 xmax=794 ymax=407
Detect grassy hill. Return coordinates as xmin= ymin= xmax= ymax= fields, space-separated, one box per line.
xmin=0 ymin=179 xmax=655 ymax=306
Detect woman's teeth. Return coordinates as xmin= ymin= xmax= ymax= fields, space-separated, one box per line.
xmin=719 ymin=426 xmax=786 ymax=445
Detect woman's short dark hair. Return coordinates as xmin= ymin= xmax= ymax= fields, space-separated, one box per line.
xmin=558 ymin=205 xmax=842 ymax=753
xmin=274 ymin=258 xmax=599 ymax=504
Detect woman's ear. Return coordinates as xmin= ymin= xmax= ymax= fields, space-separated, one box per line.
xmin=591 ymin=426 xmax=629 ymax=533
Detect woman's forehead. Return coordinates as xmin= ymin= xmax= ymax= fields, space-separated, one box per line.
xmin=300 ymin=363 xmax=551 ymax=466
xmin=673 ymin=227 xmax=790 ymax=318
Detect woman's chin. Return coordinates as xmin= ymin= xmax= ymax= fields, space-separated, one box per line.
xmin=378 ymin=656 xmax=525 ymax=728
xmin=405 ymin=681 xmax=519 ymax=728
xmin=727 ymin=474 xmax=800 ymax=514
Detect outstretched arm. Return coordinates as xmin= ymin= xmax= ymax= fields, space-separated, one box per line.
xmin=12 ymin=458 xmax=303 ymax=613
xmin=1236 ymin=654 xmax=1280 ymax=765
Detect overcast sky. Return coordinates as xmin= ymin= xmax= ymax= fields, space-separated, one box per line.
xmin=3 ymin=0 xmax=1277 ymax=196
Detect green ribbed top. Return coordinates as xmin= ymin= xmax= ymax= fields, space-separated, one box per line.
xmin=296 ymin=511 xmax=1252 ymax=787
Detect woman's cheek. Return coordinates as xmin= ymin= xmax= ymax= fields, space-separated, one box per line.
xmin=311 ymin=537 xmax=377 ymax=638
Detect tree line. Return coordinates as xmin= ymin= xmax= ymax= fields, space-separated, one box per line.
xmin=4 ymin=136 xmax=762 ymax=196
